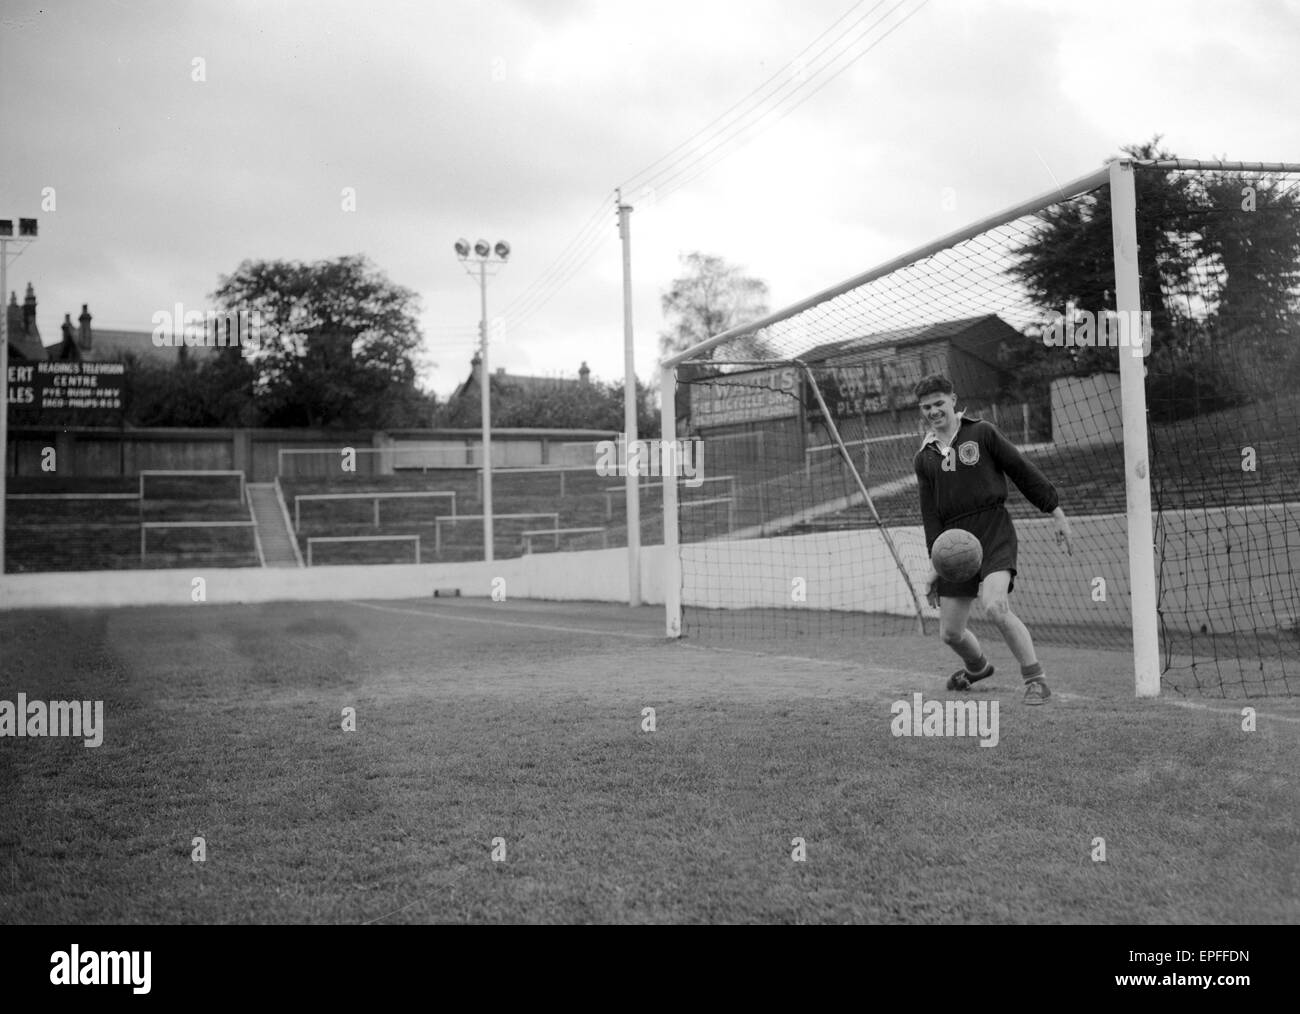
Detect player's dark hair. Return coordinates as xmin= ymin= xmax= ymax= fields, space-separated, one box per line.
xmin=913 ymin=374 xmax=954 ymax=401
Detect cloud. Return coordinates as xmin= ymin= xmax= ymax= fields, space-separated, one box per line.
xmin=2 ymin=0 xmax=1296 ymax=398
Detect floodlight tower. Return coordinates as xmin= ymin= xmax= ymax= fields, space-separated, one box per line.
xmin=0 ymin=217 xmax=38 ymax=575
xmin=455 ymin=237 xmax=510 ymax=563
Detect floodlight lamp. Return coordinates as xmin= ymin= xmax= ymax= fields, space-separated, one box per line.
xmin=19 ymin=219 xmax=37 ymax=237
xmin=0 ymin=221 xmax=12 ymax=237
xmin=474 ymin=239 xmax=491 ymax=258
xmin=494 ymin=241 xmax=510 ymax=260
xmin=454 ymin=238 xmax=470 ymax=258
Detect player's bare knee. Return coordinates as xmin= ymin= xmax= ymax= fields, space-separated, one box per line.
xmin=984 ymin=596 xmax=1012 ymax=625
xmin=939 ymin=624 xmax=965 ymax=646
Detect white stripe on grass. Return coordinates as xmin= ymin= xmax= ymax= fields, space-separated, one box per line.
xmin=345 ymin=600 xmax=1300 ymax=722
xmin=346 ymin=599 xmax=900 ymax=671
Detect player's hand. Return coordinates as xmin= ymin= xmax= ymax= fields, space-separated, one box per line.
xmin=925 ymin=570 xmax=940 ymax=608
xmin=1053 ymin=511 xmax=1073 ymax=555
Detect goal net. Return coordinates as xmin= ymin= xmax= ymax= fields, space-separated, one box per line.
xmin=661 ymin=159 xmax=1300 ymax=698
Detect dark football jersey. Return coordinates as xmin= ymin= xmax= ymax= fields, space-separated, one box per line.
xmin=913 ymin=414 xmax=1059 ymax=553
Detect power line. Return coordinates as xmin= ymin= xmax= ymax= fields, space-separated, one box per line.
xmin=501 ymin=192 xmax=618 ymax=320
xmin=493 ymin=0 xmax=930 ymax=341
xmin=503 ymin=5 xmax=892 ymax=334
xmin=635 ymin=0 xmax=927 ymax=205
xmin=504 ymin=232 xmax=618 ymax=335
xmin=618 ymin=0 xmax=888 ymax=195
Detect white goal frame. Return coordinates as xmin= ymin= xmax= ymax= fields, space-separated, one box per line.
xmin=660 ymin=158 xmax=1298 ymax=698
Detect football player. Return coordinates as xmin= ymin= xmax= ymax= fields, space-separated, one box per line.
xmin=912 ymin=374 xmax=1073 ymax=704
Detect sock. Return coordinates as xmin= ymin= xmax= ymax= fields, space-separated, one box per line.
xmin=1021 ymin=661 xmax=1045 ymax=685
xmin=956 ymin=638 xmax=984 ymax=671
xmin=963 ymin=654 xmax=992 ymax=682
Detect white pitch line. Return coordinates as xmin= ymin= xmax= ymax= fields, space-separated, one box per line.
xmin=345 ymin=599 xmax=925 ymax=676
xmin=345 ymin=599 xmax=1300 ymax=723
xmin=345 ymin=599 xmax=664 ymax=641
xmin=678 ymin=642 xmax=903 ymax=673
xmin=1160 ymin=697 xmax=1300 ymax=725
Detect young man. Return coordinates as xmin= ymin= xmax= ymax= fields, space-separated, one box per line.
xmin=912 ymin=374 xmax=1072 ymax=704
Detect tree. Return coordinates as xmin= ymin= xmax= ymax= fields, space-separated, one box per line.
xmin=121 ymin=352 xmax=258 ymax=427
xmin=434 ymin=374 xmax=658 ymax=432
xmin=1194 ymin=171 xmax=1300 ymax=361
xmin=1006 ymin=139 xmax=1199 ymax=377
xmin=1000 ymin=137 xmax=1300 ymax=421
xmin=659 ymin=252 xmax=772 ymax=362
xmin=211 ymin=254 xmax=434 ymax=428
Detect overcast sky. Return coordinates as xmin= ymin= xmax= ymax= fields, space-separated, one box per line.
xmin=2 ymin=0 xmax=1297 ymax=398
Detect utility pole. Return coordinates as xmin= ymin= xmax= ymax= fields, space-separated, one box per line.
xmin=478 ymin=257 xmax=493 ymax=563
xmin=455 ymin=238 xmax=510 ymax=564
xmin=0 ymin=217 xmax=39 ymax=576
xmin=617 ymin=192 xmax=640 ymax=606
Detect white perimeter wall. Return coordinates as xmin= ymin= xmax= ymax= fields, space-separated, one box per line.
xmin=2 ymin=504 xmax=1295 ymax=636
xmin=680 ymin=503 xmax=1299 ymax=634
xmin=677 ymin=516 xmax=1130 ymax=627
xmin=0 ymin=546 xmax=668 ymax=612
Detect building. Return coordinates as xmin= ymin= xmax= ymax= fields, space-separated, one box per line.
xmin=5 ymin=283 xmax=216 ymax=365
xmin=4 ymin=283 xmax=47 ymax=362
xmin=797 ymin=314 xmax=1024 ymax=432
xmin=683 ymin=314 xmax=1031 ymax=465
xmin=448 ymin=354 xmax=592 ymax=404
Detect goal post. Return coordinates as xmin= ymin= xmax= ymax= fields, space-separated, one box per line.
xmin=661 ymin=158 xmax=1300 ymax=699
xmin=662 ymin=364 xmax=683 ymax=638
xmin=793 ymin=355 xmax=926 ymax=634
xmin=1109 ymin=158 xmax=1160 ymax=698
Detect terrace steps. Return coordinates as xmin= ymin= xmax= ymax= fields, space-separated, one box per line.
xmin=247 ymin=483 xmax=301 ymax=567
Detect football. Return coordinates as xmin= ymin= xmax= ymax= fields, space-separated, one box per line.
xmin=931 ymin=528 xmax=983 ymax=582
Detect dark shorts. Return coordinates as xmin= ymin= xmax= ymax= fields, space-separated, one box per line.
xmin=934 ymin=505 xmax=1018 ymax=600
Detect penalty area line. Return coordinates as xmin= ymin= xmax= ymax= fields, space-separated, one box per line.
xmin=678 ymin=641 xmax=911 ymax=674
xmin=1160 ymin=696 xmax=1300 ymax=725
xmin=345 ymin=599 xmax=664 ymax=641
xmin=346 ymin=600 xmax=922 ymax=675
xmin=347 ymin=599 xmax=941 ymax=678
xmin=346 ymin=601 xmax=1298 ymax=723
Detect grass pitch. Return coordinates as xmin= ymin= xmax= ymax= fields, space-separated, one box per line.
xmin=0 ymin=598 xmax=1296 ymax=924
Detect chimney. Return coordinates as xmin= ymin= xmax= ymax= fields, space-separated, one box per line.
xmin=78 ymin=304 xmax=93 ymax=350
xmin=59 ymin=314 xmax=80 ymax=361
xmin=22 ymin=282 xmax=36 ymax=335
xmin=7 ymin=292 xmax=19 ymax=348
xmin=579 ymin=361 xmax=590 ymax=384
xmin=469 ymin=352 xmax=482 ymax=383
xmin=496 ymin=367 xmax=506 ymax=376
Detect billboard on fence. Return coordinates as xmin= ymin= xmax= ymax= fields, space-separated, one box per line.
xmin=804 ymin=352 xmax=928 ymax=421
xmin=689 ymin=366 xmax=800 ymax=428
xmin=6 ymin=361 xmax=126 ymax=415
